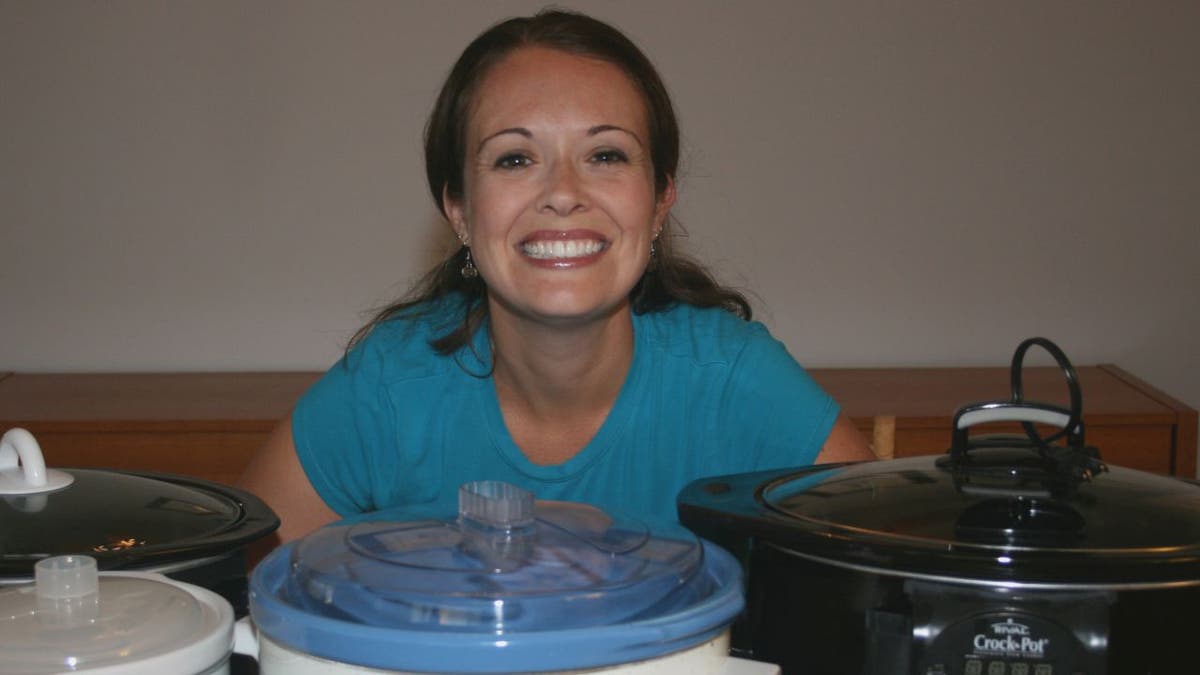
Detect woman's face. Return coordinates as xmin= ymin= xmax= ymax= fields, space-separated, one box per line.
xmin=445 ymin=46 xmax=675 ymax=327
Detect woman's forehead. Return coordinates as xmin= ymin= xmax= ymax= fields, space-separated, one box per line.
xmin=467 ymin=46 xmax=650 ymax=143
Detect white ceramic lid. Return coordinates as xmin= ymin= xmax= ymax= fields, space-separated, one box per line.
xmin=0 ymin=556 xmax=233 ymax=674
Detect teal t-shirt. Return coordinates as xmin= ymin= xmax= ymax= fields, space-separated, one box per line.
xmin=292 ymin=299 xmax=838 ymax=525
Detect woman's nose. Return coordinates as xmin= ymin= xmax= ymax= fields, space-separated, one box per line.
xmin=538 ymin=161 xmax=586 ymax=216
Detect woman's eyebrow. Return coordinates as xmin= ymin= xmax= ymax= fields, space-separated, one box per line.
xmin=477 ymin=125 xmax=645 ymax=154
xmin=476 ymin=127 xmax=531 ymax=154
xmin=589 ymin=124 xmax=645 ymax=148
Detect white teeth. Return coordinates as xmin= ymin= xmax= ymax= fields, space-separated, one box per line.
xmin=522 ymin=239 xmax=605 ymax=260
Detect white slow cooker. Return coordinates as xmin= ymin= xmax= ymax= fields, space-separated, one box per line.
xmin=0 ymin=555 xmax=234 ymax=674
xmin=239 ymin=481 xmax=777 ymax=674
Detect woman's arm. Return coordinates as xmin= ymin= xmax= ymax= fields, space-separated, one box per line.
xmin=814 ymin=412 xmax=876 ymax=463
xmin=238 ymin=414 xmax=340 ymax=547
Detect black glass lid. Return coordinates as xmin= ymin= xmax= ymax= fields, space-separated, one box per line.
xmin=0 ymin=469 xmax=279 ymax=576
xmin=773 ymin=451 xmax=1200 ymax=546
xmin=680 ymin=338 xmax=1200 ymax=588
xmin=681 ymin=455 xmax=1200 ymax=587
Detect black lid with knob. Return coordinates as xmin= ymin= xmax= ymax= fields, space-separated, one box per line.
xmin=678 ymin=338 xmax=1200 ymax=588
xmin=1 ymin=428 xmax=278 ymax=577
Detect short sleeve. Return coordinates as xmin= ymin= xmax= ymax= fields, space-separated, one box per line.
xmin=722 ymin=325 xmax=839 ymax=470
xmin=292 ymin=342 xmax=393 ymax=516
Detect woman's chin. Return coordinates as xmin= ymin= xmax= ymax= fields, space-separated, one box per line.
xmin=490 ymin=294 xmax=632 ymax=329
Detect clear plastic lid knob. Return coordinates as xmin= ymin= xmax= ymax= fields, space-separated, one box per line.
xmin=458 ymin=480 xmax=534 ymax=529
xmin=35 ymin=555 xmax=100 ymax=628
xmin=36 ymin=555 xmax=99 ymax=600
xmin=458 ymin=481 xmax=536 ymax=570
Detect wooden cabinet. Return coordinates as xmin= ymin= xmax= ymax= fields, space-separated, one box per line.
xmin=0 ymin=372 xmax=321 ymax=486
xmin=0 ymin=365 xmax=1194 ymax=486
xmin=809 ymin=364 xmax=1197 ymax=477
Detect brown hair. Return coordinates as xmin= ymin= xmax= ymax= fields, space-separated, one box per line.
xmin=351 ymin=9 xmax=751 ymax=354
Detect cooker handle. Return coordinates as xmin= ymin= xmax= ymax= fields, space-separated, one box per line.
xmin=0 ymin=427 xmax=76 ymax=495
xmin=1010 ymin=337 xmax=1083 ymax=448
xmin=948 ymin=402 xmax=1105 ymax=483
xmin=954 ymin=401 xmax=1074 ymax=434
xmin=949 ymin=400 xmax=1080 ymax=463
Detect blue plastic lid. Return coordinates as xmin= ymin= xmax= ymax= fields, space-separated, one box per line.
xmin=249 ymin=481 xmax=743 ymax=672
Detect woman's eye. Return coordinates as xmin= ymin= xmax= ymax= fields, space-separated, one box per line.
xmin=590 ymin=149 xmax=628 ymax=164
xmin=494 ymin=153 xmax=531 ymax=169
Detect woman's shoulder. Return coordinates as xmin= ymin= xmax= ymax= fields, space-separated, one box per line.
xmin=345 ymin=295 xmax=479 ymax=381
xmin=636 ymin=303 xmax=775 ymax=365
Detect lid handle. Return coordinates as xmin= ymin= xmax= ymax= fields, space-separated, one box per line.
xmin=943 ymin=338 xmax=1107 ymax=487
xmin=35 ymin=555 xmax=100 ymax=628
xmin=955 ymin=403 xmax=1072 ymax=431
xmin=0 ymin=428 xmax=75 ymax=495
xmin=459 ymin=480 xmax=534 ymax=529
xmin=458 ymin=481 xmax=537 ymax=571
xmin=36 ymin=555 xmax=99 ymax=600
xmin=1009 ymin=337 xmax=1084 ymax=449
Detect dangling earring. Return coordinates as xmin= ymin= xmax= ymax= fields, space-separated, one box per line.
xmin=647 ymin=236 xmax=658 ymax=271
xmin=460 ymin=247 xmax=479 ymax=279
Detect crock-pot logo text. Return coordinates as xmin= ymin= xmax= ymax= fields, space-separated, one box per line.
xmin=973 ymin=618 xmax=1049 ymax=657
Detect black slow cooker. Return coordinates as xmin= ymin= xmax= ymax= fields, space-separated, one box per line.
xmin=1 ymin=428 xmax=279 ymax=615
xmin=679 ymin=338 xmax=1200 ymax=675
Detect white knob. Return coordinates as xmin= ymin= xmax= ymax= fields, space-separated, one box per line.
xmin=0 ymin=427 xmax=75 ymax=495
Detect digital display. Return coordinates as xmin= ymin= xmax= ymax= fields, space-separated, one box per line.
xmin=963 ymin=660 xmax=1051 ymax=675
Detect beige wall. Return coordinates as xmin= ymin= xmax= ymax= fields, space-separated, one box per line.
xmin=3 ymin=1 xmax=1198 ymax=423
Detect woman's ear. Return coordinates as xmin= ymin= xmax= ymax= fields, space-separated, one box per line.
xmin=442 ymin=185 xmax=468 ymax=243
xmin=653 ymin=177 xmax=677 ymax=230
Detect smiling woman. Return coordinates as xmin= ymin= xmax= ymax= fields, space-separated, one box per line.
xmin=447 ymin=46 xmax=670 ymax=331
xmin=238 ymin=8 xmax=873 ymax=547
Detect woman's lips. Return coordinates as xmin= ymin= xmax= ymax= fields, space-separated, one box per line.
xmin=519 ymin=230 xmax=608 ymax=264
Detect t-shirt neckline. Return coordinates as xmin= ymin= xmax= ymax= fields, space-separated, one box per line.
xmin=474 ymin=313 xmax=646 ymax=481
